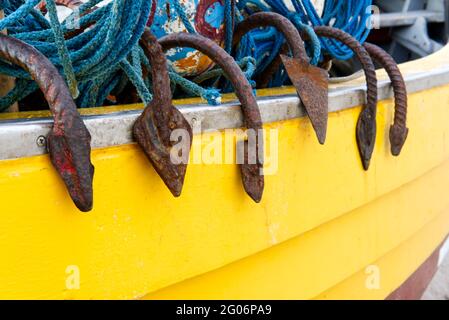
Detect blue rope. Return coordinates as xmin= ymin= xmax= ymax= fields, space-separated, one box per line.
xmin=170 ymin=71 xmax=221 ymax=105
xmin=0 ymin=0 xmax=40 ymax=31
xmin=286 ymin=13 xmax=321 ymax=65
xmin=224 ymin=0 xmax=233 ymax=53
xmin=231 ymin=2 xmax=285 ymax=88
xmin=0 ymin=0 xmax=154 ymax=109
xmin=292 ymin=0 xmax=372 ymax=59
xmin=46 ymin=0 xmax=79 ymax=98
xmin=120 ymin=59 xmax=152 ymax=105
xmin=172 ymin=0 xmax=195 ymax=33
xmin=0 ymin=0 xmax=9 ymax=10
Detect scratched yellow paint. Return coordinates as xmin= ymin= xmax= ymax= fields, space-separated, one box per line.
xmin=0 ymin=81 xmax=449 ymax=299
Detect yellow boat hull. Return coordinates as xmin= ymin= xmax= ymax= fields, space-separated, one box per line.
xmin=1 ymin=46 xmax=449 ymax=300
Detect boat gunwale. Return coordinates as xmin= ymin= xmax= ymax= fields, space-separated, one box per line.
xmin=1 ymin=52 xmax=449 ymax=161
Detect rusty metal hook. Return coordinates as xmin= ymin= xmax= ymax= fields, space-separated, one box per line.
xmin=363 ymin=43 xmax=409 ymax=156
xmin=233 ymin=12 xmax=329 ymax=145
xmin=313 ymin=26 xmax=378 ymax=171
xmin=134 ymin=30 xmax=193 ymax=198
xmin=159 ymin=32 xmax=264 ymax=203
xmin=0 ymin=34 xmax=94 ymax=211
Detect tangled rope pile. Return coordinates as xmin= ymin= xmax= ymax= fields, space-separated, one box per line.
xmin=0 ymin=0 xmax=373 ymax=111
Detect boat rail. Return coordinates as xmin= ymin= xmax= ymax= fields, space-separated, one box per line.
xmin=0 ymin=44 xmax=448 ymax=161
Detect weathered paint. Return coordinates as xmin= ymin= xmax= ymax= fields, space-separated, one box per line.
xmin=150 ymin=0 xmax=226 ymax=75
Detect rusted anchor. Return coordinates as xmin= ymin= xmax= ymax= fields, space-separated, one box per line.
xmin=233 ymin=12 xmax=329 ymax=145
xmin=363 ymin=43 xmax=408 ymax=156
xmin=313 ymin=26 xmax=378 ymax=170
xmin=0 ymin=34 xmax=94 ymax=211
xmin=159 ymin=33 xmax=264 ymax=203
xmin=134 ymin=30 xmax=193 ymax=197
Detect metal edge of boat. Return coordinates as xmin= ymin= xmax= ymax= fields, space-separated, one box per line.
xmin=1 ymin=56 xmax=449 ymax=161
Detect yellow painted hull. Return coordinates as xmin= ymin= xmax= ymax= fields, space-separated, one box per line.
xmin=1 ymin=47 xmax=449 ymax=300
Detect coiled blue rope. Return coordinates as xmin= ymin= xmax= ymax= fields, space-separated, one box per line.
xmin=46 ymin=0 xmax=79 ymax=98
